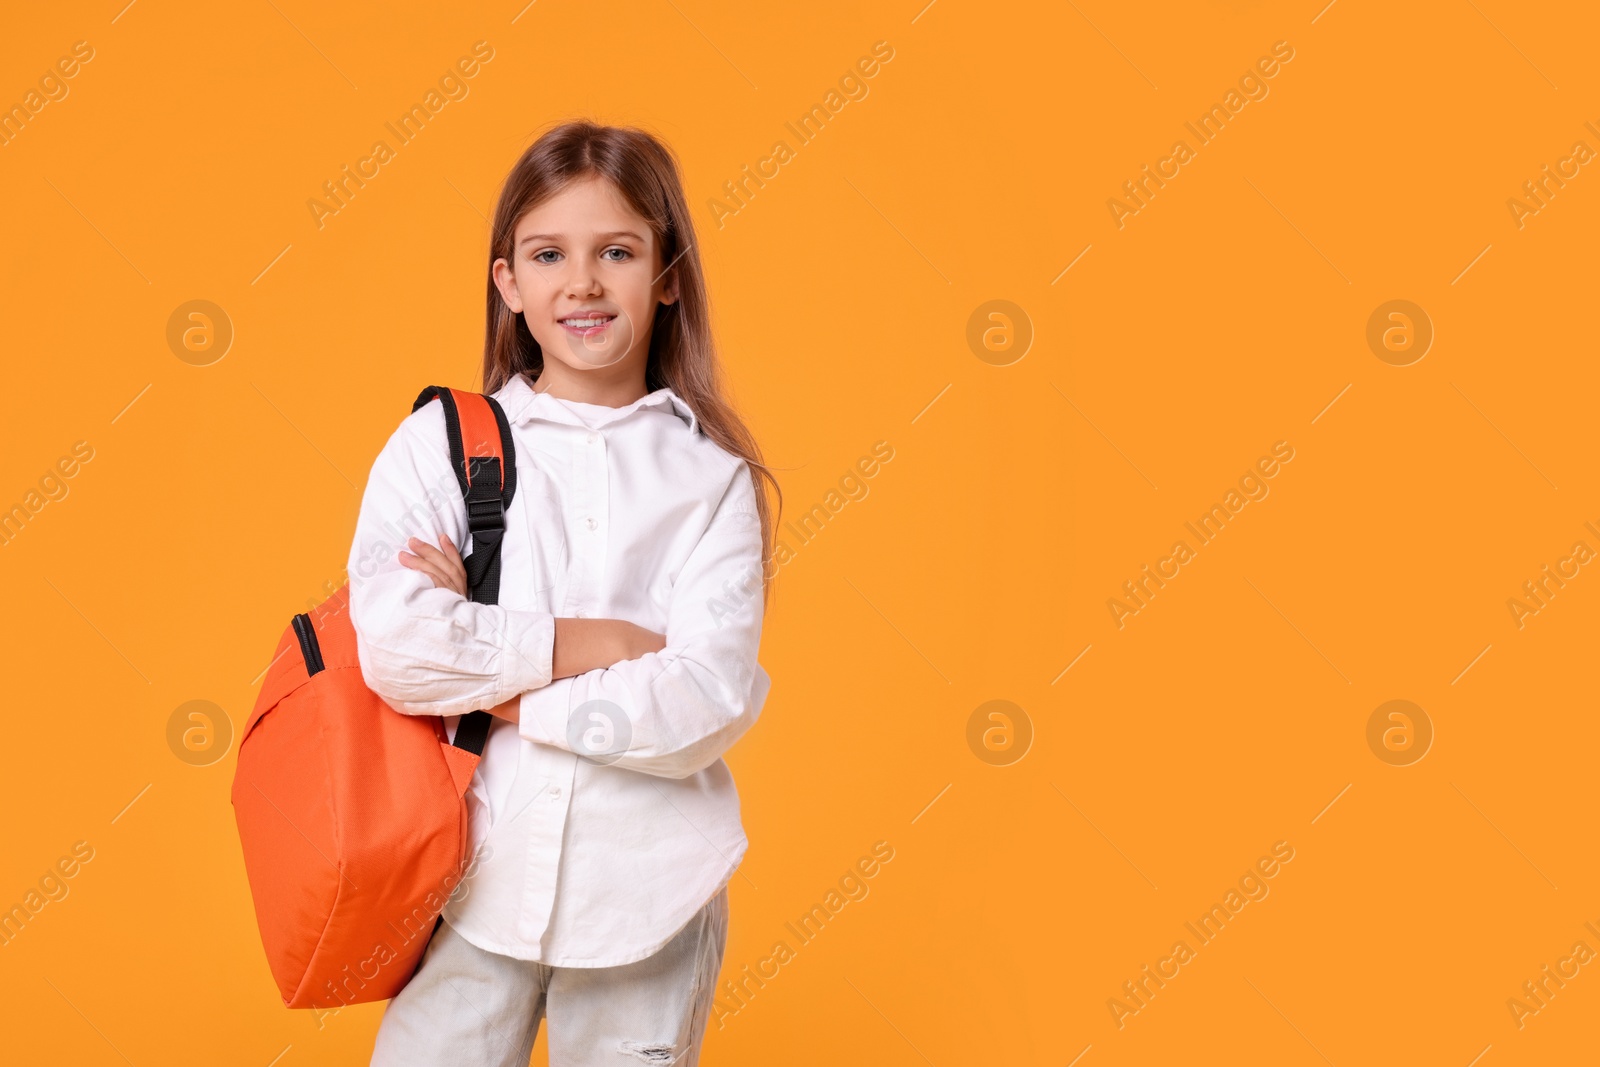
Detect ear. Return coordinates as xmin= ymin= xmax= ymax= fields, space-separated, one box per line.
xmin=658 ymin=265 xmax=680 ymax=308
xmin=491 ymin=257 xmax=524 ymax=314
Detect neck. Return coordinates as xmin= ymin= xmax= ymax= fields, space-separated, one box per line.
xmin=530 ymin=361 xmax=650 ymax=408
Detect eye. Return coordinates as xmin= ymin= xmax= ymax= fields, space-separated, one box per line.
xmin=602 ymin=247 xmax=632 ymax=262
xmin=531 ymin=249 xmax=561 ymax=264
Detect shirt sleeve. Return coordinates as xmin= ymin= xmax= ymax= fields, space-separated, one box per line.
xmin=517 ymin=460 xmax=772 ymax=779
xmin=347 ymin=402 xmax=556 ymax=717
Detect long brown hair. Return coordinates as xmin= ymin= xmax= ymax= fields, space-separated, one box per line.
xmin=481 ymin=119 xmax=781 ymax=609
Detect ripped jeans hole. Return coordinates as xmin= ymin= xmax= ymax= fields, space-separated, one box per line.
xmin=619 ymin=1040 xmax=677 ymax=1064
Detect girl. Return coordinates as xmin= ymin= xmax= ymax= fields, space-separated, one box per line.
xmin=348 ymin=120 xmax=779 ymax=1066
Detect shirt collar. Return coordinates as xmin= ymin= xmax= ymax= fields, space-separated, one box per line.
xmin=499 ymin=372 xmax=698 ymax=434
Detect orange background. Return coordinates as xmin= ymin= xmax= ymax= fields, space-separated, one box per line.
xmin=2 ymin=1 xmax=1597 ymax=1064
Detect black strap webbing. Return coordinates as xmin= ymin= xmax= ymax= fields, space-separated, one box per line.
xmin=409 ymin=388 xmax=518 ymax=760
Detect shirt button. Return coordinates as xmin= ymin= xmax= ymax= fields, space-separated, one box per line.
xmin=574 ymin=609 xmax=586 ymax=618
xmin=586 ymin=433 xmax=598 ymax=445
xmin=548 ymin=785 xmax=562 ymax=798
xmin=586 ymin=517 xmax=597 ymax=530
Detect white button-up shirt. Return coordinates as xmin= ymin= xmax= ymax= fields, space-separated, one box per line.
xmin=346 ymin=371 xmax=770 ymax=966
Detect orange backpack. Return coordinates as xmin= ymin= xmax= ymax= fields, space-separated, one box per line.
xmin=231 ymin=385 xmax=517 ymax=1010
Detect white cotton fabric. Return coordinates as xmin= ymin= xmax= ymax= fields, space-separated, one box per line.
xmin=347 ymin=371 xmax=769 ymax=966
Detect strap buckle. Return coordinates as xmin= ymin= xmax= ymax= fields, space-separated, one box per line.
xmin=463 ymin=455 xmax=506 ymax=536
xmin=465 ymin=494 xmax=504 ymax=535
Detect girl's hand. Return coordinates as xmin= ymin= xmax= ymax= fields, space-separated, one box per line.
xmin=487 ymin=694 xmax=521 ymax=723
xmin=549 ymin=619 xmax=666 ymax=680
xmin=611 ymin=620 xmax=667 ymax=663
xmin=485 ymin=619 xmax=667 ymax=724
xmin=399 ymin=534 xmax=468 ymax=598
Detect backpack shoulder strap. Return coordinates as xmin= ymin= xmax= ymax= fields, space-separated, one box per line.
xmin=412 ymin=385 xmax=517 ymax=512
xmin=410 ymin=385 xmax=518 ymax=757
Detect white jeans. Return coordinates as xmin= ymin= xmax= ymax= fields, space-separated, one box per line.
xmin=369 ymin=886 xmax=729 ymax=1067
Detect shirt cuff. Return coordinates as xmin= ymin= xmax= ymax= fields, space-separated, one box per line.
xmin=519 ymin=675 xmax=577 ymax=747
xmin=500 ymin=608 xmax=557 ymax=702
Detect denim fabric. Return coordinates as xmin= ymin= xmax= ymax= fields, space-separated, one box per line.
xmin=370 ymin=885 xmax=729 ymax=1067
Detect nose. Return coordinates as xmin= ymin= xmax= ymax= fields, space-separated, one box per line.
xmin=563 ymin=255 xmax=603 ymax=299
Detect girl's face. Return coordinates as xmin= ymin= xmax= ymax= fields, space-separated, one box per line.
xmin=492 ymin=174 xmax=678 ymax=380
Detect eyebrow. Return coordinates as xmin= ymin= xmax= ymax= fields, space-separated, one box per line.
xmin=518 ymin=230 xmax=645 ymax=246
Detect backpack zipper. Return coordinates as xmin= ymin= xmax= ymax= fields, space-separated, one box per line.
xmin=291 ymin=613 xmax=326 ymax=676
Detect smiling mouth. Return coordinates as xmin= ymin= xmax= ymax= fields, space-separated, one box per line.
xmin=559 ymin=314 xmax=616 ymax=336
